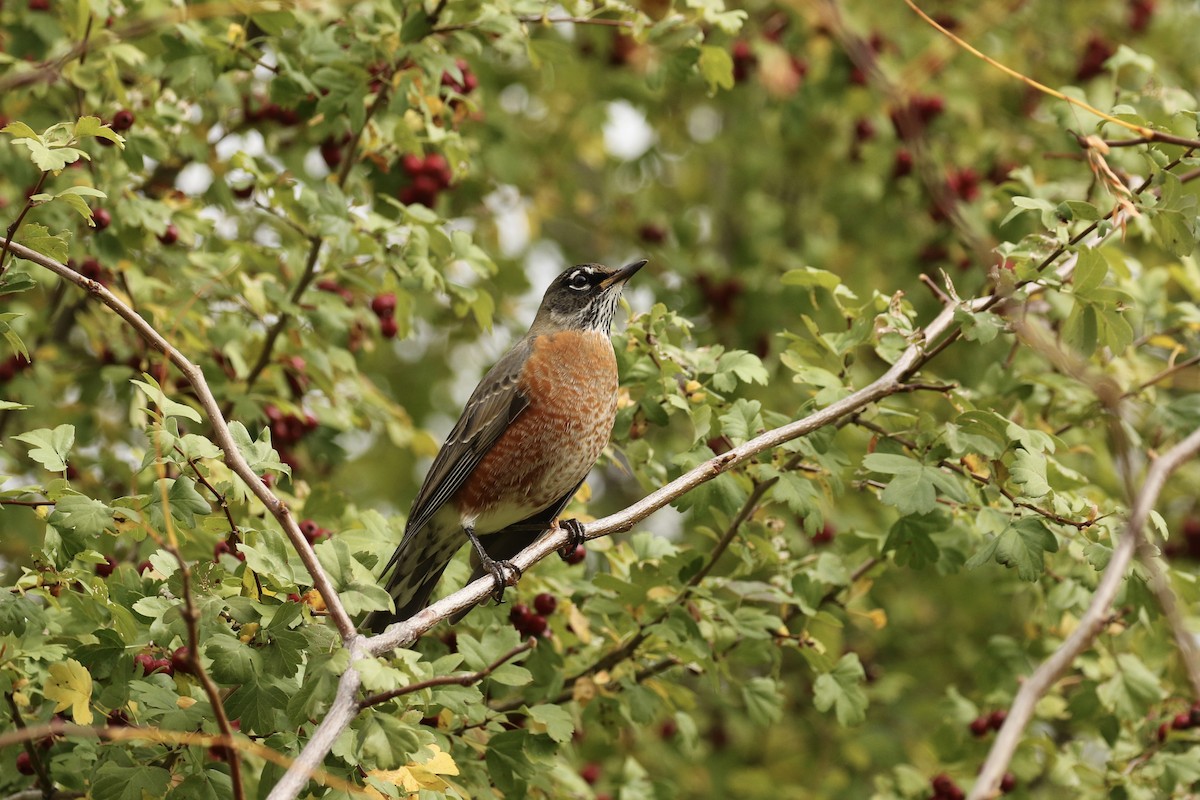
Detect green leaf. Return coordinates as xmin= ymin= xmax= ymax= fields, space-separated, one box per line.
xmin=1 ymin=120 xmax=42 ymax=142
xmin=883 ymin=513 xmax=944 ymax=569
xmin=863 ymin=453 xmax=962 ymax=515
xmin=1009 ymin=448 xmax=1051 ymax=498
xmin=74 ymin=115 xmax=124 ymax=145
xmin=528 ymin=704 xmax=575 ymax=743
xmin=1073 ymin=247 xmax=1108 ymax=295
xmin=131 ymin=377 xmax=202 ymax=423
xmin=967 ymin=517 xmax=1058 ymax=581
xmin=13 ymin=222 xmax=70 ymax=262
xmin=781 ymin=266 xmax=842 ymax=290
xmin=1097 ymin=653 xmax=1165 ymax=719
xmin=223 ymin=681 xmax=287 ymax=735
xmin=697 ymin=45 xmax=734 ymax=93
xmin=714 ymin=349 xmax=768 ymax=390
xmin=741 ymin=677 xmax=783 ymax=725
xmin=14 ymin=424 xmax=75 ymax=471
xmin=813 ymin=653 xmax=868 ymax=725
xmin=355 ymin=714 xmax=424 ymax=769
xmin=48 ymin=494 xmax=114 ymax=536
xmin=206 ymin=636 xmax=261 ymax=684
xmin=91 ymin=762 xmax=172 ymax=800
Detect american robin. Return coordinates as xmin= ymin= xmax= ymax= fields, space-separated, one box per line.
xmin=365 ymin=259 xmax=646 ymax=633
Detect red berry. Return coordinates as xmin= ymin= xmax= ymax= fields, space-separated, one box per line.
xmin=134 ymin=652 xmax=158 ymax=675
xmin=968 ymin=716 xmax=991 ymax=737
xmin=95 ymin=555 xmax=117 ymax=578
xmin=106 ymin=709 xmax=130 ymax=727
xmin=92 ymin=207 xmax=112 ymax=230
xmin=999 ymin=772 xmax=1017 ymax=793
xmin=563 ymin=544 xmax=586 ymax=565
xmin=214 ymin=540 xmax=245 ymax=562
xmin=659 ymin=719 xmax=678 ymax=739
xmin=987 ymin=709 xmax=1008 ymax=730
xmin=522 ymin=614 xmax=548 ymax=638
xmin=1173 ymin=712 xmax=1191 ymax=730
xmin=579 ymin=762 xmax=601 ymax=785
xmin=157 ymin=223 xmax=179 ymax=245
xmin=892 ymin=149 xmax=914 ymax=178
xmin=379 ymin=316 xmax=399 ymax=339
xmin=111 ymin=109 xmax=135 ymax=131
xmin=299 ymin=519 xmax=320 ymax=543
xmin=1158 ymin=722 xmax=1170 ymax=741
xmin=811 ymin=522 xmax=835 ymax=545
xmin=27 ymin=0 xmax=50 ymax=10
xmin=320 ymin=137 xmax=342 ymax=170
xmin=152 ymin=657 xmax=174 ymax=677
xmin=638 ymin=223 xmax=667 ymax=244
xmin=15 ymin=750 xmax=34 ymax=775
xmin=171 ymin=646 xmax=194 ymax=676
xmin=853 ymin=117 xmax=875 ymax=142
xmin=730 ymin=40 xmax=756 ymax=82
xmin=137 ymin=560 xmax=153 ymax=575
xmin=1076 ymin=35 xmax=1115 ymax=82
xmin=930 ymin=773 xmax=964 ymax=800
xmin=508 ymin=603 xmax=532 ymax=627
xmin=401 ymin=153 xmax=423 ymax=176
xmin=1129 ymin=0 xmax=1155 ymax=33
xmin=533 ymin=592 xmax=558 ymax=616
xmin=287 ymin=593 xmax=302 ymax=603
xmin=371 ymin=293 xmax=397 ymax=318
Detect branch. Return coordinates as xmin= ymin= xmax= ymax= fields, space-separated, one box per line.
xmin=360 ymin=637 xmax=536 ymax=710
xmin=1137 ymin=550 xmax=1200 ymax=698
xmin=969 ymin=424 xmax=1200 ymax=800
xmin=2 ymin=241 xmax=356 ymax=641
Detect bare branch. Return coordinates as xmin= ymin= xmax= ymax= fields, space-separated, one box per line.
xmin=969 ymin=424 xmax=1200 ymax=800
xmin=360 ymin=638 xmax=536 ymax=710
xmin=2 ymin=241 xmax=356 ymax=641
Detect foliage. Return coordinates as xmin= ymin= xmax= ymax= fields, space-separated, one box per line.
xmin=1 ymin=0 xmax=1200 ymax=799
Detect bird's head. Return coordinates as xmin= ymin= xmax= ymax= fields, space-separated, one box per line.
xmin=530 ymin=260 xmax=646 ymax=334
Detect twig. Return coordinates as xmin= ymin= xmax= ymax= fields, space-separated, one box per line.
xmin=360 ymin=638 xmax=536 ymax=709
xmin=433 ymin=14 xmax=637 ymax=33
xmin=4 ymin=694 xmax=52 ymax=799
xmin=0 ymin=171 xmax=49 ymax=275
xmin=1123 ymin=353 xmax=1200 ymax=399
xmin=2 ymin=240 xmax=356 ymax=641
xmin=1137 ymin=550 xmax=1200 ymax=698
xmin=969 ymin=424 xmax=1200 ymax=799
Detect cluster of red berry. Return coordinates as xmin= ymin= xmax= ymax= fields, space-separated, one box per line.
xmin=968 ymin=708 xmax=1007 ymax=737
xmin=133 ymin=644 xmax=194 ymax=679
xmin=1156 ymin=701 xmax=1200 ymax=741
xmin=508 ymin=592 xmax=558 ymax=638
xmin=398 ymin=153 xmax=453 ymax=208
xmin=298 ymin=518 xmax=331 ymax=545
xmin=264 ymin=403 xmax=318 ymax=468
xmin=371 ymin=292 xmax=398 ymax=339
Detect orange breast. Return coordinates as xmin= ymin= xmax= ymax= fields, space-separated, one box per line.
xmin=454 ymin=330 xmax=618 ymax=531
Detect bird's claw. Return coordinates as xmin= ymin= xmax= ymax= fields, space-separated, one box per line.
xmin=482 ymin=557 xmax=522 ymax=603
xmin=556 ymin=518 xmax=586 ymax=561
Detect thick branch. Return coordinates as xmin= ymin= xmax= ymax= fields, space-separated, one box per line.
xmin=970 ymin=424 xmax=1200 ymax=800
xmin=3 ymin=241 xmax=356 ymax=641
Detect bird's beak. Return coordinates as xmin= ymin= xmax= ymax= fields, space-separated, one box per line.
xmin=600 ymin=259 xmax=647 ymax=289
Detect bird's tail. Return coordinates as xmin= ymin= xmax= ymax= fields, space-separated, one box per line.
xmin=363 ymin=526 xmax=460 ymax=634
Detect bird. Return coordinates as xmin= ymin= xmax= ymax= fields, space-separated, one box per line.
xmin=365 ymin=259 xmax=646 ymax=633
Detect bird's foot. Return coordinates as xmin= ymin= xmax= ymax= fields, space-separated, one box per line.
xmin=480 ymin=555 xmax=522 ymax=603
xmin=556 ymin=518 xmax=587 ymax=561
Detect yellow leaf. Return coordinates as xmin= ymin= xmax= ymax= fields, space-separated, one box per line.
xmin=44 ymin=659 xmax=93 ymax=724
xmin=177 ymin=696 xmax=197 ymax=709
xmin=864 ymin=608 xmax=887 ymax=630
xmin=368 ymin=745 xmax=459 ymax=792
xmin=567 ymin=603 xmax=592 ymax=644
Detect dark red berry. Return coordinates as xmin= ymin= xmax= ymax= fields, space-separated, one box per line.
xmin=930 ymin=773 xmax=963 ymax=800
xmin=1076 ymin=35 xmax=1115 ymax=82
xmin=95 ymin=555 xmax=117 ymax=578
xmin=320 ymin=137 xmax=343 ymax=170
xmin=1158 ymin=722 xmax=1170 ymax=742
xmin=157 ymin=223 xmax=179 ymax=245
xmin=27 ymin=0 xmax=50 ymax=10
xmin=579 ymin=762 xmax=601 ymax=785
xmin=853 ymin=118 xmax=876 ymax=142
xmin=134 ymin=652 xmax=158 ymax=674
xmin=152 ymin=657 xmax=174 ymax=677
xmin=731 ymin=40 xmax=756 ymax=82
xmin=893 ymin=149 xmax=914 ymax=178
xmin=987 ymin=709 xmax=1007 ymax=730
xmin=563 ymin=544 xmax=586 ymax=565
xmin=137 ymin=560 xmax=153 ymax=575
xmin=1129 ymin=0 xmax=1155 ymax=33
xmin=15 ymin=750 xmax=34 ymax=775
xmin=379 ymin=316 xmax=399 ymax=339
xmin=508 ymin=603 xmax=532 ymax=627
xmin=214 ymin=540 xmax=245 ymax=562
xmin=999 ymin=772 xmax=1017 ymax=793
xmin=111 ymin=109 xmax=135 ymax=131
xmin=171 ymin=646 xmax=194 ymax=676
xmin=522 ymin=614 xmax=548 ymax=638
xmin=401 ymin=153 xmax=423 ymax=176
xmin=1172 ymin=712 xmax=1191 ymax=730
xmin=533 ymin=592 xmax=558 ymax=616
xmin=287 ymin=593 xmax=302 ymax=603
xmin=106 ymin=709 xmax=130 ymax=727
xmin=92 ymin=207 xmax=112 ymax=230
xmin=371 ymin=293 xmax=397 ymax=318
xmin=659 ymin=719 xmax=678 ymax=739
xmin=811 ymin=522 xmax=835 ymax=545
xmin=968 ymin=716 xmax=991 ymax=737
xmin=638 ymin=223 xmax=667 ymax=244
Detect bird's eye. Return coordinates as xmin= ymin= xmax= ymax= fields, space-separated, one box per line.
xmin=568 ymin=272 xmax=590 ymax=290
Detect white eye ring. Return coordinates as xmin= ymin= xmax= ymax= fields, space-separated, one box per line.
xmin=568 ymin=272 xmax=590 ymax=290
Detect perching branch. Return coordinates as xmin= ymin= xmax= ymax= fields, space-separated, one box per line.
xmin=2 ymin=240 xmax=356 ymax=642
xmin=969 ymin=424 xmax=1200 ymax=800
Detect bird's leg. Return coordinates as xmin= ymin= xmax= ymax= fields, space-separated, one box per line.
xmin=555 ymin=518 xmax=587 ymax=561
xmin=463 ymin=525 xmax=521 ymax=603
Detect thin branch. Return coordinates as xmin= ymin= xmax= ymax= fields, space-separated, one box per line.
xmin=4 ymin=694 xmax=52 ymax=799
xmin=969 ymin=424 xmax=1200 ymax=800
xmin=1 ymin=171 xmax=50 ymax=276
xmin=1138 ymin=550 xmax=1200 ymax=698
xmin=154 ymin=491 xmax=247 ymax=800
xmin=360 ymin=638 xmax=536 ymax=710
xmin=2 ymin=240 xmax=356 ymax=641
xmin=1123 ymin=353 xmax=1200 ymax=399
xmin=904 ymin=0 xmax=1200 ymax=148
xmin=433 ymin=14 xmax=637 ymax=33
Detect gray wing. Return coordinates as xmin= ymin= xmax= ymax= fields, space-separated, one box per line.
xmin=383 ymin=337 xmax=533 ymax=574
